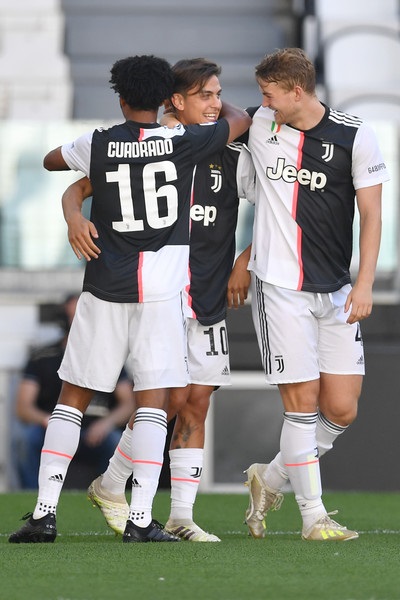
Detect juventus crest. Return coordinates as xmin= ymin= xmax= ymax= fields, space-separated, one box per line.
xmin=321 ymin=142 xmax=334 ymax=162
xmin=210 ymin=163 xmax=222 ymax=193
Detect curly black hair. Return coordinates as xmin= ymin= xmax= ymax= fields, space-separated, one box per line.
xmin=110 ymin=55 xmax=174 ymax=110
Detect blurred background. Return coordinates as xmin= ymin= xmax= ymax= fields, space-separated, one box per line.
xmin=0 ymin=0 xmax=399 ymax=492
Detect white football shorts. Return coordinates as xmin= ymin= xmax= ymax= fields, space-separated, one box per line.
xmin=251 ymin=276 xmax=365 ymax=384
xmin=187 ymin=318 xmax=231 ymax=386
xmin=59 ymin=291 xmax=189 ymax=392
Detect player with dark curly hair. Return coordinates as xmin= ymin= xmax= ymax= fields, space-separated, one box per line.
xmin=76 ymin=58 xmax=255 ymax=542
xmin=109 ymin=55 xmax=174 ymax=110
xmin=9 ymin=54 xmax=250 ymax=545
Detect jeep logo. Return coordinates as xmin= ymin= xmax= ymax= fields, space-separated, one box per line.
xmin=190 ymin=204 xmax=217 ymax=226
xmin=267 ymin=158 xmax=327 ymax=191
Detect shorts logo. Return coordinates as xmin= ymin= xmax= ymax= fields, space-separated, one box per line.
xmin=275 ymin=355 xmax=285 ymax=373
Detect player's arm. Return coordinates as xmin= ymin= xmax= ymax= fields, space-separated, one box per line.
xmin=227 ymin=244 xmax=252 ymax=309
xmin=219 ymin=101 xmax=251 ymax=144
xmin=345 ymin=183 xmax=382 ymax=324
xmin=237 ymin=145 xmax=256 ymax=204
xmin=43 ymin=146 xmax=70 ymax=171
xmin=62 ymin=177 xmax=100 ymax=261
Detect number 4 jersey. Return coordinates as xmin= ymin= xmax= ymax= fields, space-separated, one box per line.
xmin=61 ymin=119 xmax=229 ymax=303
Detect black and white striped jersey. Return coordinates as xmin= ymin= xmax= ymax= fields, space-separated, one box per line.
xmin=185 ymin=142 xmax=253 ymax=325
xmin=247 ymin=104 xmax=390 ymax=292
xmin=61 ymin=119 xmax=229 ymax=302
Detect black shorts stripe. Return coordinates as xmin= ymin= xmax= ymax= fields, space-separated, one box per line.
xmin=255 ymin=276 xmax=272 ymax=375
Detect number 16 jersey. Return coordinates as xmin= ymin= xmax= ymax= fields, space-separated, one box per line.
xmin=61 ymin=119 xmax=229 ymax=303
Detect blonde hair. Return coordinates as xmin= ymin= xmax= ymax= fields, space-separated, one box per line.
xmin=255 ymin=48 xmax=316 ymax=94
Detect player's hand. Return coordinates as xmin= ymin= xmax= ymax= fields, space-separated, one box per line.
xmin=67 ymin=212 xmax=100 ymax=261
xmin=227 ymin=266 xmax=251 ymax=309
xmin=344 ymin=281 xmax=373 ymax=324
xmin=160 ymin=101 xmax=180 ymax=128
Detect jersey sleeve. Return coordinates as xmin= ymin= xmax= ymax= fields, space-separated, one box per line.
xmin=236 ymin=145 xmax=256 ymax=204
xmin=352 ymin=123 xmax=390 ymax=190
xmin=61 ymin=131 xmax=93 ymax=175
xmin=187 ymin=120 xmax=230 ymax=164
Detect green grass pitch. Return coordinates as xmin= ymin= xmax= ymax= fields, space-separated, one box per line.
xmin=1 ymin=490 xmax=399 ymax=600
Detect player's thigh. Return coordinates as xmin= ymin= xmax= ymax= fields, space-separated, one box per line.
xmin=59 ymin=292 xmax=129 ymax=392
xmin=318 ymin=285 xmax=365 ymax=377
xmin=318 ymin=372 xmax=362 ymax=425
xmin=251 ymin=276 xmax=320 ymax=383
xmin=127 ymin=295 xmax=189 ymax=391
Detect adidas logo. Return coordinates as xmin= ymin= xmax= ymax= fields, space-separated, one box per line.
xmin=49 ymin=474 xmax=63 ymax=483
xmin=221 ymin=366 xmax=230 ymax=376
xmin=266 ymin=135 xmax=279 ymax=145
xmin=132 ymin=478 xmax=141 ymax=488
xmin=357 ymin=355 xmax=364 ymax=365
xmin=320 ymin=529 xmax=345 ymax=540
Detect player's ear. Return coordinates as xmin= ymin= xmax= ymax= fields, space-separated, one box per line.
xmin=171 ymin=93 xmax=185 ymax=111
xmin=293 ymin=85 xmax=303 ymax=101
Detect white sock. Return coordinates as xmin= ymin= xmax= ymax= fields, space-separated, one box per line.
xmin=128 ymin=407 xmax=167 ymax=528
xmin=263 ymin=411 xmax=349 ymax=491
xmin=169 ymin=448 xmax=203 ymax=522
xmin=101 ymin=425 xmax=133 ymax=496
xmin=316 ymin=411 xmax=348 ymax=457
xmin=261 ymin=454 xmax=289 ymax=491
xmin=33 ymin=404 xmax=83 ymax=519
xmin=280 ymin=412 xmax=326 ymax=531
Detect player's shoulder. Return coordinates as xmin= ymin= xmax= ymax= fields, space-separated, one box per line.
xmin=226 ymin=140 xmax=245 ymax=153
xmin=184 ymin=120 xmax=228 ymax=135
xmin=326 ymin=106 xmax=364 ymax=130
xmin=246 ymin=106 xmax=262 ymax=119
xmin=220 ymin=141 xmax=247 ymax=171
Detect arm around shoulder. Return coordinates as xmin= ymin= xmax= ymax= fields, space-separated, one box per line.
xmin=219 ymin=101 xmax=251 ymax=144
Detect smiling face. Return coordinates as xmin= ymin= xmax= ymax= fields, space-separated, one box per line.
xmin=257 ymin=79 xmax=300 ymax=126
xmin=171 ymin=74 xmax=222 ymax=125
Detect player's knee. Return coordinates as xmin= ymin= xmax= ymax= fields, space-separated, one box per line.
xmin=168 ymin=386 xmax=191 ymax=419
xmin=326 ymin=404 xmax=358 ymax=427
xmin=342 ymin=405 xmax=358 ymax=426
